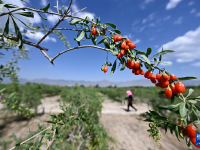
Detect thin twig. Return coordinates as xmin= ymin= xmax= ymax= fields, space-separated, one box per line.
xmin=51 ymin=45 xmax=112 ymax=63
xmin=56 ymin=0 xmax=60 ymax=20
xmin=54 ymin=28 xmax=90 ymax=32
xmin=46 ymin=129 xmax=56 ymax=150
xmin=36 ymin=0 xmax=74 ymax=46
xmin=64 ymin=7 xmax=87 ymax=20
xmin=9 ymin=126 xmax=51 ymax=150
xmin=0 ymin=7 xmax=63 ymax=17
xmin=0 ymin=33 xmax=48 ymax=51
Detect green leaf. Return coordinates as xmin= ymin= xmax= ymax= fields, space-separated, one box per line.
xmin=4 ymin=3 xmax=18 ymax=9
xmin=0 ymin=4 xmax=6 ymax=12
xmin=157 ymin=50 xmax=162 ymax=66
xmin=179 ymin=103 xmax=187 ymax=118
xmin=8 ymin=92 xmax=15 ymax=99
xmin=113 ymin=29 xmax=121 ymax=34
xmin=69 ymin=18 xmax=81 ymax=25
xmin=39 ymin=3 xmax=50 ymax=12
xmin=186 ymin=89 xmax=194 ymax=98
xmin=84 ymin=16 xmax=90 ymax=24
xmin=91 ymin=36 xmax=97 ymax=45
xmin=75 ymin=30 xmax=85 ymax=42
xmin=150 ymin=50 xmax=175 ymax=60
xmin=146 ymin=47 xmax=152 ymax=57
xmin=134 ymin=49 xmax=146 ymax=55
xmin=104 ymin=41 xmax=110 ymax=49
xmin=120 ymin=58 xmax=125 ymax=71
xmin=104 ymin=23 xmax=116 ymax=29
xmin=177 ymin=76 xmax=198 ymax=81
xmin=21 ymin=0 xmax=47 ymax=20
xmin=186 ymin=138 xmax=193 ymax=149
xmin=12 ymin=15 xmax=36 ymax=30
xmin=3 ymin=16 xmax=9 ymax=37
xmin=85 ymin=32 xmax=92 ymax=39
xmin=158 ymin=103 xmax=182 ymax=110
xmin=0 ymin=88 xmax=6 ymax=93
xmin=110 ymin=59 xmax=117 ymax=75
xmin=13 ymin=12 xmax=34 ymax=18
xmin=140 ymin=54 xmax=151 ymax=65
xmin=11 ymin=16 xmax=23 ymax=49
xmin=156 ymin=116 xmax=168 ymax=121
xmin=13 ymin=133 xmax=18 ymax=143
xmin=143 ymin=119 xmax=153 ymax=122
xmin=175 ymin=125 xmax=180 ymax=141
xmin=193 ymin=120 xmax=200 ymax=125
xmin=149 ymin=110 xmax=160 ymax=117
xmin=154 ymin=58 xmax=157 ymax=66
xmin=4 ymin=141 xmax=6 ymax=150
xmin=97 ymin=38 xmax=106 ymax=45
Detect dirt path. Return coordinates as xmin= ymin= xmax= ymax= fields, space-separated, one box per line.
xmin=99 ymin=96 xmax=198 ymax=150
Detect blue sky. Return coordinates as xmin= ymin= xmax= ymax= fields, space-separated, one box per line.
xmin=1 ymin=0 xmax=200 ymax=82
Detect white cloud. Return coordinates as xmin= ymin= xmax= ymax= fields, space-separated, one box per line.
xmin=190 ymin=9 xmax=196 ymax=14
xmin=71 ymin=4 xmax=95 ymax=21
xmin=160 ymin=61 xmax=173 ymax=66
xmin=157 ymin=26 xmax=200 ymax=63
xmin=164 ymin=15 xmax=171 ymax=21
xmin=124 ymin=34 xmax=132 ymax=39
xmin=133 ymin=39 xmax=140 ymax=44
xmin=174 ymin=16 xmax=183 ymax=24
xmin=25 ymin=31 xmax=56 ymax=42
xmin=155 ymin=45 xmax=159 ymax=48
xmin=197 ymin=13 xmax=200 ymax=17
xmin=140 ymin=0 xmax=154 ymax=10
xmin=188 ymin=1 xmax=194 ymax=6
xmin=41 ymin=0 xmax=47 ymax=6
xmin=192 ymin=62 xmax=200 ymax=66
xmin=142 ymin=13 xmax=156 ymax=24
xmin=166 ymin=0 xmax=182 ymax=10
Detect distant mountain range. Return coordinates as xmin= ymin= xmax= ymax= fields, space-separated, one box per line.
xmin=1 ymin=77 xmax=200 ymax=87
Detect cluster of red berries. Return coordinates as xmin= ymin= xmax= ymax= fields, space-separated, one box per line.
xmin=179 ymin=124 xmax=200 ymax=148
xmin=91 ymin=24 xmax=106 ymax=36
xmin=114 ymin=36 xmax=136 ymax=58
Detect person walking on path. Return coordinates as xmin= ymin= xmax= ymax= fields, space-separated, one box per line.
xmin=125 ymin=90 xmax=137 ymax=112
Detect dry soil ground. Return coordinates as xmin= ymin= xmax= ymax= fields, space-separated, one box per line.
xmin=0 ymin=95 xmax=198 ymax=150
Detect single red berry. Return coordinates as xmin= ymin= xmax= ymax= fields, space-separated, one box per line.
xmin=165 ymin=87 xmax=172 ymax=98
xmin=103 ymin=66 xmax=108 ymax=73
xmin=162 ymin=73 xmax=169 ymax=80
xmin=150 ymin=75 xmax=156 ymax=80
xmin=129 ymin=43 xmax=136 ymax=49
xmin=125 ymin=45 xmax=129 ymax=50
xmin=179 ymin=127 xmax=188 ymax=136
xmin=130 ymin=60 xmax=135 ymax=69
xmin=170 ymin=83 xmax=179 ymax=95
xmin=132 ymin=68 xmax=136 ymax=74
xmin=156 ymin=73 xmax=162 ymax=82
xmin=175 ymin=82 xmax=185 ymax=93
xmin=170 ymin=74 xmax=177 ymax=81
xmin=126 ymin=39 xmax=132 ymax=44
xmin=117 ymin=36 xmax=122 ymax=41
xmin=92 ymin=28 xmax=97 ymax=36
xmin=140 ymin=69 xmax=144 ymax=75
xmin=147 ymin=71 xmax=152 ymax=79
xmin=113 ymin=35 xmax=118 ymax=42
xmin=120 ymin=50 xmax=125 ymax=55
xmin=121 ymin=42 xmax=126 ymax=49
xmin=127 ymin=58 xmax=131 ymax=65
xmin=134 ymin=61 xmax=140 ymax=69
xmin=161 ymin=79 xmax=169 ymax=88
xmin=135 ymin=69 xmax=140 ymax=75
xmin=187 ymin=124 xmax=197 ymax=138
xmin=144 ymin=70 xmax=151 ymax=78
xmin=102 ymin=28 xmax=106 ymax=34
xmin=117 ymin=53 xmax=122 ymax=58
xmin=151 ymin=79 xmax=157 ymax=84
